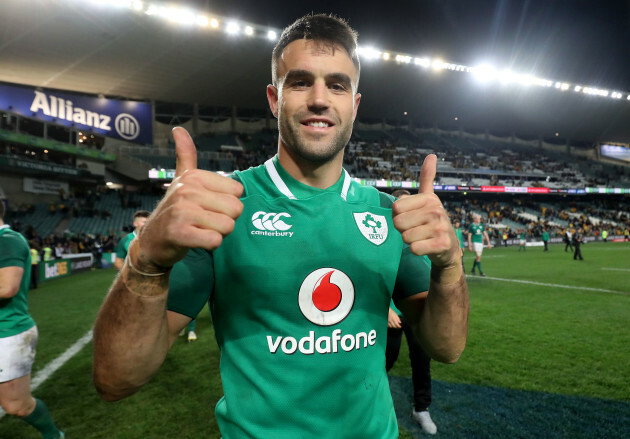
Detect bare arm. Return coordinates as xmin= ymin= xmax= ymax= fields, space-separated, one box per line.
xmin=0 ymin=266 xmax=24 ymax=299
xmin=93 ymin=248 xmax=172 ymax=401
xmin=397 ymin=262 xmax=468 ymax=363
xmin=393 ymin=154 xmax=469 ymax=363
xmin=92 ymin=127 xmax=243 ymax=401
xmin=483 ymin=231 xmax=492 ymax=248
xmin=113 ymin=257 xmax=124 ymax=270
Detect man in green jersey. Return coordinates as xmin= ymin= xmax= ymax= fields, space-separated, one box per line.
xmin=93 ymin=14 xmax=469 ymax=439
xmin=0 ymin=202 xmax=65 ymax=439
xmin=467 ymin=214 xmax=491 ymax=276
xmin=454 ymin=220 xmax=466 ymax=272
xmin=542 ymin=227 xmax=549 ymax=252
xmin=114 ymin=210 xmax=150 ymax=270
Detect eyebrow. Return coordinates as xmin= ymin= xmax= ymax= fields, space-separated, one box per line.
xmin=283 ymin=70 xmax=353 ymax=87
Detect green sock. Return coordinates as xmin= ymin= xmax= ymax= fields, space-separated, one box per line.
xmin=22 ymin=399 xmax=61 ymax=439
xmin=472 ymin=261 xmax=477 ymax=271
xmin=188 ymin=318 xmax=196 ymax=332
xmin=477 ymin=262 xmax=483 ymax=273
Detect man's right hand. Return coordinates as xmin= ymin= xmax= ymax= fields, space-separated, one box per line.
xmin=134 ymin=127 xmax=244 ymax=271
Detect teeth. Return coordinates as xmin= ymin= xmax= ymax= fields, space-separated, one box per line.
xmin=307 ymin=121 xmax=330 ymax=128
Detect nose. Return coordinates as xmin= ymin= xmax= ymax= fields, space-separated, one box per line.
xmin=307 ymin=80 xmax=329 ymax=112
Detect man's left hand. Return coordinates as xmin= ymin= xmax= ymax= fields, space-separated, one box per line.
xmin=392 ymin=154 xmax=460 ymax=268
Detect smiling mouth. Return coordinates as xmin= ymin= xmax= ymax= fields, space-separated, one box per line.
xmin=302 ymin=121 xmax=334 ymax=128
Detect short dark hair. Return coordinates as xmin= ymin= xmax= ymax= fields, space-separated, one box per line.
xmin=391 ymin=189 xmax=411 ymax=198
xmin=133 ymin=210 xmax=150 ymax=219
xmin=0 ymin=201 xmax=5 ymax=220
xmin=271 ymin=14 xmax=360 ymax=88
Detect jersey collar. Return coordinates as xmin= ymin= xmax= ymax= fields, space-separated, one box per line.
xmin=265 ymin=155 xmax=351 ymax=201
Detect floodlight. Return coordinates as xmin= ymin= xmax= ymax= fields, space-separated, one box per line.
xmin=244 ymin=26 xmax=254 ymax=36
xmin=497 ymin=69 xmax=517 ymax=83
xmin=226 ymin=21 xmax=240 ymax=35
xmin=382 ymin=52 xmax=391 ymax=61
xmin=210 ymin=18 xmax=219 ymax=28
xmin=197 ymin=15 xmax=209 ymax=27
xmin=431 ymin=59 xmax=445 ymax=70
xmin=414 ymin=57 xmax=430 ymax=68
xmin=395 ymin=55 xmax=411 ymax=64
xmin=267 ymin=30 xmax=277 ymax=40
xmin=132 ymin=1 xmax=143 ymax=11
xmin=472 ymin=64 xmax=497 ymax=82
xmin=357 ymin=46 xmax=382 ymax=60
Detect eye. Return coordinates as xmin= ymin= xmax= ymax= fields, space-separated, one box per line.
xmin=290 ymin=80 xmax=309 ymax=88
xmin=330 ymin=83 xmax=348 ymax=92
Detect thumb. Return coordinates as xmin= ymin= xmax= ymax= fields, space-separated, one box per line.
xmin=419 ymin=154 xmax=437 ymax=194
xmin=173 ymin=127 xmax=197 ymax=178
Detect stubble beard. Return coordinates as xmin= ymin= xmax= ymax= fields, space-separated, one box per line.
xmin=278 ymin=112 xmax=352 ymax=164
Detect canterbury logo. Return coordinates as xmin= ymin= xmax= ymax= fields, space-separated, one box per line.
xmin=251 ymin=211 xmax=292 ymax=231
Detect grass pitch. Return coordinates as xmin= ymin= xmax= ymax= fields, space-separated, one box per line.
xmin=1 ymin=241 xmax=629 ymax=438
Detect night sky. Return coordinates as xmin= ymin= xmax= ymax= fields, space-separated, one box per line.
xmin=185 ymin=0 xmax=630 ymax=91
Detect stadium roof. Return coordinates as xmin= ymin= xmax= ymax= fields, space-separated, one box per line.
xmin=2 ymin=0 xmax=630 ymax=143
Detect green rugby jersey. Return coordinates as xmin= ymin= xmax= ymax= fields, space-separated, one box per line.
xmin=455 ymin=227 xmax=465 ymax=248
xmin=167 ymin=156 xmax=431 ymax=438
xmin=115 ymin=231 xmax=137 ymax=260
xmin=468 ymin=223 xmax=485 ymax=243
xmin=0 ymin=225 xmax=36 ymax=337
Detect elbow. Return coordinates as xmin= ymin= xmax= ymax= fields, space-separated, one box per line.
xmin=93 ymin=367 xmax=140 ymax=402
xmin=429 ymin=338 xmax=467 ymax=364
xmin=432 ymin=348 xmax=464 ymax=364
xmin=0 ymin=287 xmax=18 ymax=299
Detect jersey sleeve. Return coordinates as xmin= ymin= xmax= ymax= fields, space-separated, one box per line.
xmin=0 ymin=233 xmax=29 ymax=269
xmin=167 ymin=248 xmax=214 ymax=319
xmin=392 ymin=246 xmax=431 ymax=301
xmin=114 ymin=236 xmax=127 ymax=259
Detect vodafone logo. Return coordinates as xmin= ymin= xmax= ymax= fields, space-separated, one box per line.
xmin=298 ymin=268 xmax=355 ymax=326
xmin=250 ymin=211 xmax=294 ymax=237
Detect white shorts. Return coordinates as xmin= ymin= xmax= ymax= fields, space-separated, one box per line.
xmin=473 ymin=242 xmax=483 ymax=257
xmin=520 ymin=239 xmax=526 ymax=246
xmin=0 ymin=326 xmax=38 ymax=383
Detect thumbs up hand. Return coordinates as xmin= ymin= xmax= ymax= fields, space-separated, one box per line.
xmin=392 ymin=154 xmax=460 ymax=269
xmin=134 ymin=127 xmax=244 ymax=272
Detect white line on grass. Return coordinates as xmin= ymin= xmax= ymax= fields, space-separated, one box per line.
xmin=601 ymin=267 xmax=630 ymax=272
xmin=468 ymin=275 xmax=630 ymax=296
xmin=0 ymin=329 xmax=93 ymax=419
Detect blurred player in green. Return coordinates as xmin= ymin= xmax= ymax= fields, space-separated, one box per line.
xmin=94 ymin=14 xmax=469 ymax=439
xmin=0 ymin=201 xmax=65 ymax=439
xmin=518 ymin=229 xmax=527 ymax=252
xmin=542 ymin=228 xmax=549 ymax=252
xmin=114 ymin=210 xmax=150 ymax=270
xmin=454 ymin=220 xmax=466 ymax=272
xmin=468 ymin=214 xmax=491 ymax=276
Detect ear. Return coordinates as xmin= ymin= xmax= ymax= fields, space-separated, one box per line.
xmin=267 ymin=84 xmax=279 ymax=118
xmin=352 ymin=92 xmax=361 ymax=122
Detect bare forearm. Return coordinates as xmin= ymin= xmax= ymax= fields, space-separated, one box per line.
xmin=92 ymin=260 xmax=171 ymax=401
xmin=416 ymin=263 xmax=469 ymax=363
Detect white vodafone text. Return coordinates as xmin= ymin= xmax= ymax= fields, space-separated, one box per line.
xmin=266 ymin=329 xmax=377 ymax=355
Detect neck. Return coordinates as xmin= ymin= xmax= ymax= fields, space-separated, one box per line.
xmin=277 ymin=144 xmax=344 ymax=189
